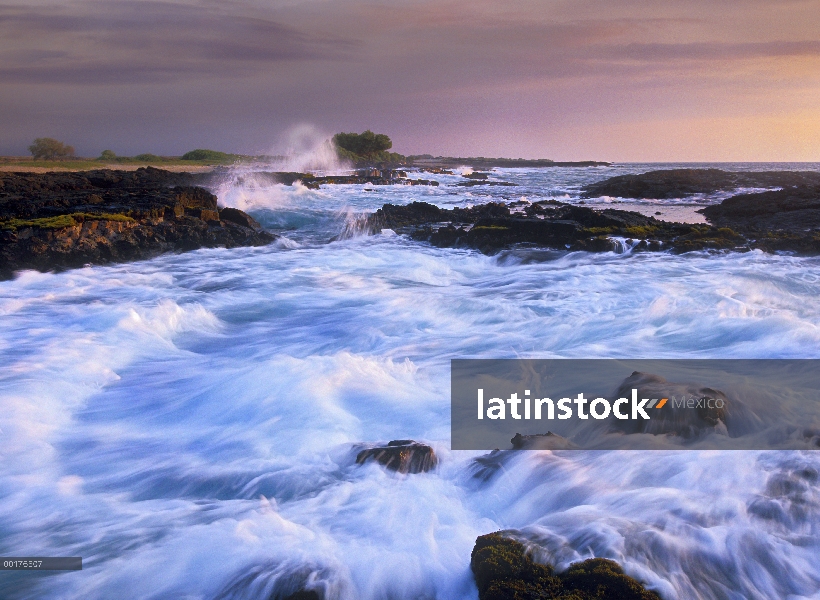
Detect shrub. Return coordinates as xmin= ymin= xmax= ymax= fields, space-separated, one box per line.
xmin=98 ymin=150 xmax=117 ymax=161
xmin=181 ymin=149 xmax=233 ymax=162
xmin=28 ymin=138 xmax=75 ymax=160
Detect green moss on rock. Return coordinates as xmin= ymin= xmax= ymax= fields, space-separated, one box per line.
xmin=623 ymin=225 xmax=659 ymax=238
xmin=583 ymin=226 xmax=618 ymax=235
xmin=1 ymin=212 xmax=135 ymax=231
xmin=559 ymin=558 xmax=660 ymax=600
xmin=472 ymin=225 xmax=511 ymax=231
xmin=471 ymin=532 xmax=660 ymax=600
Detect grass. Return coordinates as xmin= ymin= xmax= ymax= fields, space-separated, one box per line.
xmin=1 ymin=212 xmax=135 ymax=231
xmin=0 ymin=155 xmax=260 ymax=170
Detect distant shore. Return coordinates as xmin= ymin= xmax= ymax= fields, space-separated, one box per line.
xmin=0 ymin=154 xmax=611 ymax=173
xmin=409 ymin=155 xmax=610 ymax=168
xmin=0 ymin=157 xmax=220 ymax=173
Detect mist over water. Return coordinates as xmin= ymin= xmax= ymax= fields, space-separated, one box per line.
xmin=259 ymin=124 xmax=351 ymax=174
xmin=2 ymin=164 xmax=820 ymax=599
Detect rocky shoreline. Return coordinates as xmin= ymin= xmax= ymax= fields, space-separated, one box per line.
xmin=0 ymin=167 xmax=273 ymax=279
xmin=581 ymin=168 xmax=820 ymax=199
xmin=366 ymin=174 xmax=820 ymax=255
xmin=5 ymin=166 xmax=820 ymax=279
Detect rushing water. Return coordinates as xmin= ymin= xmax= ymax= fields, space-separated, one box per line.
xmin=2 ymin=164 xmax=820 ymax=599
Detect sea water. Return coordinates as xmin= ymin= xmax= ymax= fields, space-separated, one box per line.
xmin=1 ymin=163 xmax=820 ymax=599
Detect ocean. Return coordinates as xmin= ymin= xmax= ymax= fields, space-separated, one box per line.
xmin=1 ymin=163 xmax=819 ymax=599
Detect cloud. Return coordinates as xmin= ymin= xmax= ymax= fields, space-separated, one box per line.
xmin=611 ymin=40 xmax=820 ymax=63
xmin=2 ymin=0 xmax=820 ymax=160
xmin=0 ymin=1 xmax=360 ymax=84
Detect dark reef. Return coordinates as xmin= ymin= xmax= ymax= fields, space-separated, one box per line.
xmin=471 ymin=532 xmax=660 ymax=600
xmin=366 ymin=180 xmax=820 ymax=255
xmin=0 ymin=167 xmax=274 ymax=278
xmin=581 ymin=168 xmax=820 ymax=199
xmin=410 ymin=156 xmax=611 ymax=169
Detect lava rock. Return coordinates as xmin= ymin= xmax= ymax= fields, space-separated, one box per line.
xmin=219 ymin=207 xmax=264 ymax=231
xmin=609 ymin=372 xmax=731 ymax=438
xmin=700 ymin=185 xmax=820 ymax=233
xmin=365 ymin=199 xmax=813 ymax=255
xmin=582 ymin=168 xmax=820 ymax=199
xmin=471 ymin=532 xmax=660 ymax=600
xmin=0 ymin=168 xmax=274 ymax=279
xmin=355 ymin=440 xmax=438 ymax=474
xmin=510 ymin=432 xmax=577 ymax=450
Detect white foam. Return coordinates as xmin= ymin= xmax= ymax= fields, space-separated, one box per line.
xmin=3 ymin=166 xmax=820 ymax=599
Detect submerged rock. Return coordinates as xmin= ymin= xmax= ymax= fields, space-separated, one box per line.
xmin=471 ymin=532 xmax=660 ymax=600
xmin=510 ymin=432 xmax=577 ymax=450
xmin=355 ymin=440 xmax=437 ymax=474
xmin=282 ymin=592 xmax=321 ymax=600
xmin=609 ymin=372 xmax=731 ymax=438
xmin=456 ymin=180 xmax=519 ymax=187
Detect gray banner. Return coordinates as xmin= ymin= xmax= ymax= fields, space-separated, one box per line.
xmin=451 ymin=359 xmax=820 ymax=450
xmin=1 ymin=557 xmax=82 ymax=570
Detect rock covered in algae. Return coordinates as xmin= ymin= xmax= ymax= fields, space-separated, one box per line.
xmin=471 ymin=532 xmax=660 ymax=600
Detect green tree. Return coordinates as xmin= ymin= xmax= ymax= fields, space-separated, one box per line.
xmin=28 ymin=137 xmax=75 ymax=160
xmin=98 ymin=149 xmax=117 ymax=161
xmin=332 ymin=130 xmax=392 ymax=158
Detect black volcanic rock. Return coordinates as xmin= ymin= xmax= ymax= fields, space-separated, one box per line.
xmin=218 ymin=206 xmax=264 ymax=231
xmin=471 ymin=532 xmax=660 ymax=600
xmin=365 ymin=195 xmax=820 ymax=255
xmin=700 ymin=185 xmax=820 ymax=230
xmin=582 ymin=168 xmax=820 ymax=199
xmin=609 ymin=372 xmax=731 ymax=438
xmin=696 ymin=185 xmax=820 ymax=253
xmin=510 ymin=432 xmax=577 ymax=450
xmin=355 ymin=440 xmax=438 ymax=474
xmin=0 ymin=168 xmax=274 ymax=278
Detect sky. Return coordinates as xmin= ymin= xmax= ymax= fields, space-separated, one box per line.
xmin=1 ymin=0 xmax=820 ymax=161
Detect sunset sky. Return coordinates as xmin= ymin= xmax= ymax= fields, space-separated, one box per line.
xmin=2 ymin=0 xmax=820 ymax=161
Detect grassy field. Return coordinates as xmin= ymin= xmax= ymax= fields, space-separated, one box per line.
xmin=0 ymin=157 xmax=241 ymax=172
